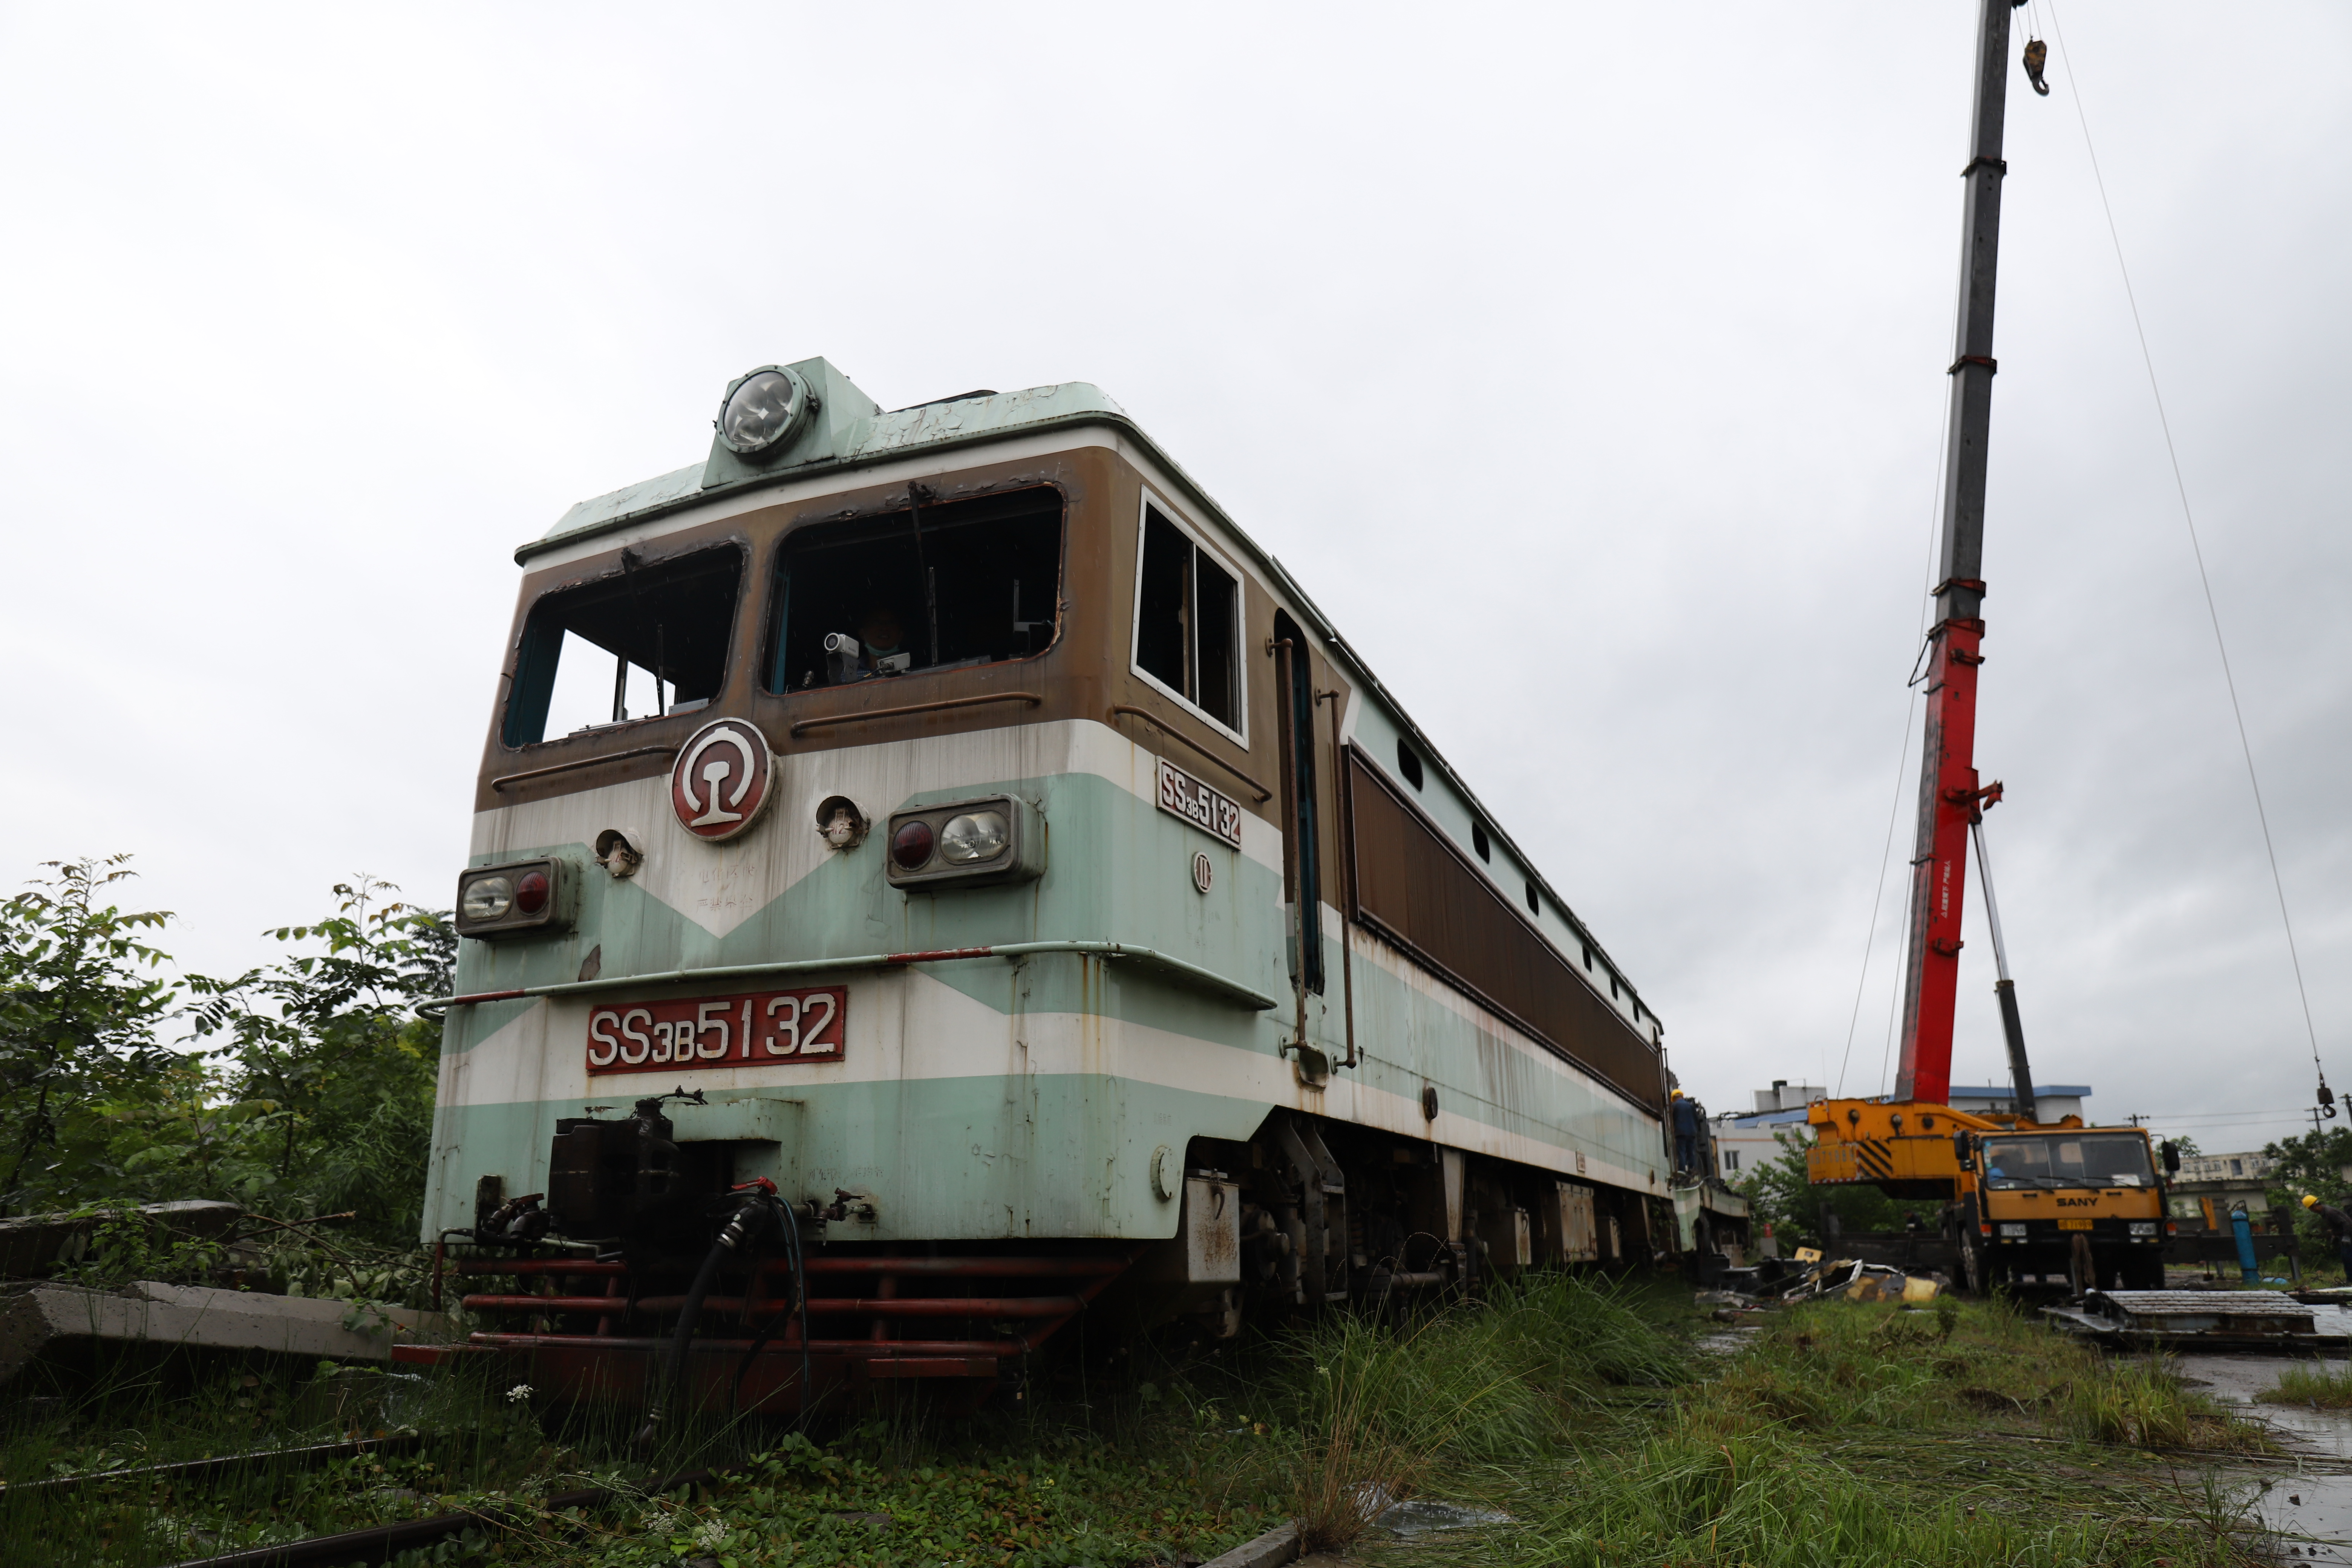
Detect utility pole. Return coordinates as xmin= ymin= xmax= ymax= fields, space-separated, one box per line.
xmin=1896 ymin=0 xmax=2020 ymax=1107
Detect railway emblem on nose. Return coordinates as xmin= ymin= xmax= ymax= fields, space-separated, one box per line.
xmin=670 ymin=718 xmax=776 ymax=842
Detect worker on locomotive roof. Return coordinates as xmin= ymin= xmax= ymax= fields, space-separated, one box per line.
xmin=2301 ymin=1194 xmax=2352 ymax=1282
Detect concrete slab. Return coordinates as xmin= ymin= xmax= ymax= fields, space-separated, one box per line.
xmin=1198 ymin=1521 xmax=1300 ymax=1568
xmin=0 ymin=1280 xmax=452 ymax=1383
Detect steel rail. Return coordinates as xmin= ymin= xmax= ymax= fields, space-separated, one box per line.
xmin=461 ymin=1293 xmax=1081 ymax=1317
xmin=164 ymin=1465 xmax=725 ymax=1568
xmin=467 ymin=1331 xmax=1031 ymax=1356
xmin=0 ymin=1433 xmax=422 ymax=1499
xmin=450 ymin=1254 xmax=1127 ymax=1277
xmin=414 ymin=939 xmax=1276 ymax=1018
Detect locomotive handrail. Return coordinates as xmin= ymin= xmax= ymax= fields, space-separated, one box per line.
xmin=414 ymin=939 xmax=1278 ymax=1018
xmin=1108 ymin=704 xmax=1272 ymax=801
xmin=488 ymin=744 xmax=680 ymax=792
xmin=787 ymin=690 xmax=1042 ymax=736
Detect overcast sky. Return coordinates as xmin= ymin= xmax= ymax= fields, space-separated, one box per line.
xmin=5 ymin=3 xmax=2345 ymax=1156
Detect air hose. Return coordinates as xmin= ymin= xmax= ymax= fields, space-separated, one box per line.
xmin=732 ymin=1194 xmax=812 ymax=1421
xmin=632 ymin=1182 xmax=778 ymax=1452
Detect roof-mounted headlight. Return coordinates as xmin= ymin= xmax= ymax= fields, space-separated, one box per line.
xmin=714 ymin=365 xmax=812 ymax=456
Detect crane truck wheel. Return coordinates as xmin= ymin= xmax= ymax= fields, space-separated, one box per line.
xmin=1957 ymin=1198 xmax=1986 ymax=1297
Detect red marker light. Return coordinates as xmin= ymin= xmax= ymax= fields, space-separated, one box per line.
xmin=515 ymin=870 xmax=550 ymax=913
xmin=891 ymin=819 xmax=935 ymax=870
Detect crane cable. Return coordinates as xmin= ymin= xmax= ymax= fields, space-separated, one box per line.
xmin=2043 ymin=2 xmax=2334 ymax=1116
xmin=1834 ymin=385 xmax=1948 ymax=1100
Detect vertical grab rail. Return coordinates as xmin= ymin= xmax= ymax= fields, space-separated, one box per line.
xmin=1320 ymin=687 xmax=1357 ymax=1069
xmin=1271 ymin=638 xmax=1306 ymax=1060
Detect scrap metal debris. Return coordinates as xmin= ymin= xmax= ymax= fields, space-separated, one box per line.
xmin=1708 ymin=1256 xmax=1946 ymax=1310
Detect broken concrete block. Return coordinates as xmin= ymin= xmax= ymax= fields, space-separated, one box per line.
xmin=0 ymin=1280 xmax=452 ymax=1384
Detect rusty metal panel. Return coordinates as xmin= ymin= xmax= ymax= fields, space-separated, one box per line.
xmin=1559 ymin=1182 xmax=1599 ymax=1263
xmin=1345 ymin=750 xmax=1663 ymax=1111
xmin=1181 ymin=1176 xmax=1242 ymax=1286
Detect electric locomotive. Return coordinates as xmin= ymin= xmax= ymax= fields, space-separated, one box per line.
xmin=420 ymin=358 xmax=1681 ymax=1411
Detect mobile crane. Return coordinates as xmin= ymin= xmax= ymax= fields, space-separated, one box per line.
xmin=1804 ymin=0 xmax=2173 ymax=1295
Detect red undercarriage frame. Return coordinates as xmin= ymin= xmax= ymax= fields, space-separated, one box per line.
xmin=400 ymin=1251 xmax=1137 ymax=1414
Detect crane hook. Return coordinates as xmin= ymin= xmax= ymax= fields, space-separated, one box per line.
xmin=2022 ymin=38 xmax=2051 ymax=97
xmin=2321 ymin=1076 xmax=2338 ymax=1119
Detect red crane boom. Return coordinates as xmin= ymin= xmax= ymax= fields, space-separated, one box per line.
xmin=1894 ymin=0 xmax=2035 ymax=1113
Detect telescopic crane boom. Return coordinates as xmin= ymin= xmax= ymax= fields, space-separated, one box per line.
xmin=1894 ymin=0 xmax=2027 ymax=1111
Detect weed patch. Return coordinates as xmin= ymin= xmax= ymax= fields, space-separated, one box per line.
xmin=0 ymin=1276 xmax=2279 ymax=1568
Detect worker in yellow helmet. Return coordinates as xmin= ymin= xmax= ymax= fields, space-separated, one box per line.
xmin=1670 ymin=1091 xmax=1700 ymax=1174
xmin=2303 ymin=1193 xmax=2352 ymax=1282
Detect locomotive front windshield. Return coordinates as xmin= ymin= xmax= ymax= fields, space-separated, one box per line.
xmin=503 ymin=546 xmax=743 ymax=746
xmin=1981 ymin=1133 xmax=2155 ymax=1191
xmin=766 ymin=488 xmax=1062 ymax=692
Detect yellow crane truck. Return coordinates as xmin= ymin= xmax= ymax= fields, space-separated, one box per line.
xmin=1807 ymin=1100 xmax=2176 ymax=1294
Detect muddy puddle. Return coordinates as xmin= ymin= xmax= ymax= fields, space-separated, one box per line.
xmin=1349 ymin=1484 xmax=1511 ymax=1541
xmin=2173 ymin=1341 xmax=2352 ymax=1561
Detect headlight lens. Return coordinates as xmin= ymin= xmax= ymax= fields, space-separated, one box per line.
xmin=721 ymin=371 xmax=799 ymax=451
xmin=2129 ymin=1221 xmax=2159 ymax=1237
xmin=890 ymin=819 xmax=936 ymax=870
xmin=939 ymin=811 xmax=1010 ymax=864
xmin=1998 ymin=1223 xmax=2028 ymax=1238
xmin=462 ymin=876 xmax=514 ymax=921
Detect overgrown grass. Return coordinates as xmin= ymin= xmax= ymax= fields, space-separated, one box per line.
xmin=2257 ymin=1358 xmax=2352 ymax=1409
xmin=2062 ymin=1360 xmax=2267 ymax=1452
xmin=0 ymin=1275 xmax=2280 ymax=1567
xmin=1289 ymin=1281 xmax=2271 ymax=1568
xmin=0 ymin=1341 xmax=1282 ymax=1568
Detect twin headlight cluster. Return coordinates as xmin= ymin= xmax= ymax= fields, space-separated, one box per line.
xmin=457 ymin=796 xmax=1042 ymax=940
xmin=884 ymin=795 xmax=1044 ymax=890
xmin=455 ymin=857 xmax=576 ymax=939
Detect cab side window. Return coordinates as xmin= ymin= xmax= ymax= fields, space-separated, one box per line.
xmin=503 ymin=546 xmax=743 ymax=746
xmin=1133 ymin=507 xmax=1240 ymax=731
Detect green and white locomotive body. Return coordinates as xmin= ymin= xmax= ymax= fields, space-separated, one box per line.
xmin=425 ymin=359 xmax=1675 ymax=1404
